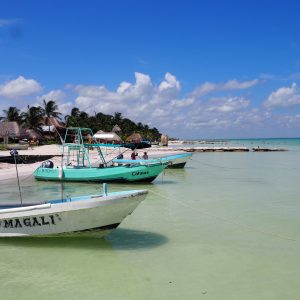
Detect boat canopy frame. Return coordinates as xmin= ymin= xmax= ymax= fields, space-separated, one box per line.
xmin=62 ymin=127 xmax=107 ymax=168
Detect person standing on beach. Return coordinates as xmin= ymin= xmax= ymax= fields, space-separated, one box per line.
xmin=142 ymin=152 xmax=148 ymax=160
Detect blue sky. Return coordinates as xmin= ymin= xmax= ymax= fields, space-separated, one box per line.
xmin=1 ymin=0 xmax=300 ymax=138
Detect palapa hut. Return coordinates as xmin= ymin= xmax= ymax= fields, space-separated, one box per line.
xmin=112 ymin=124 xmax=122 ymax=133
xmin=126 ymin=133 xmax=142 ymax=143
xmin=43 ymin=116 xmax=65 ymax=130
xmin=123 ymin=132 xmax=151 ymax=149
xmin=41 ymin=116 xmax=65 ymax=140
xmin=26 ymin=129 xmax=44 ymax=142
xmin=0 ymin=121 xmax=29 ymax=144
xmin=93 ymin=130 xmax=122 ymax=144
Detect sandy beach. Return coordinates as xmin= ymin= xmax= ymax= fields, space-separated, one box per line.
xmin=0 ymin=144 xmax=183 ymax=181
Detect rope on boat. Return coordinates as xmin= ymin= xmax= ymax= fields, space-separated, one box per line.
xmin=148 ymin=189 xmax=298 ymax=243
xmin=20 ymin=172 xmax=35 ymax=182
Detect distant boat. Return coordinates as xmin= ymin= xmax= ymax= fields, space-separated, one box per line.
xmin=113 ymin=153 xmax=192 ymax=169
xmin=160 ymin=153 xmax=192 ymax=168
xmin=0 ymin=187 xmax=148 ymax=237
xmin=33 ymin=128 xmax=167 ymax=183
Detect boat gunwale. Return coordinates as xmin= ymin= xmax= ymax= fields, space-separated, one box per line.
xmin=0 ymin=190 xmax=148 ymax=214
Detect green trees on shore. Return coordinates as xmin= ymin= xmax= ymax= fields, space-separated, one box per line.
xmin=64 ymin=109 xmax=160 ymax=141
xmin=1 ymin=107 xmax=22 ymax=123
xmin=1 ymin=101 xmax=161 ymax=142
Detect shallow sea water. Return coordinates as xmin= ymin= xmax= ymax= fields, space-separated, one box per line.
xmin=1 ymin=139 xmax=300 ymax=299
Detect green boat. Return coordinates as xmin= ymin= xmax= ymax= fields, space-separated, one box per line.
xmin=33 ymin=128 xmax=167 ymax=183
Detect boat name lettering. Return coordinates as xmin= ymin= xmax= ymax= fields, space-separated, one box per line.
xmin=131 ymin=171 xmax=149 ymax=176
xmin=0 ymin=214 xmax=61 ymax=229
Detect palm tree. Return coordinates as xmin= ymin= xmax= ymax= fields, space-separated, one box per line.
xmin=113 ymin=112 xmax=122 ymax=125
xmin=1 ymin=106 xmax=22 ymax=123
xmin=21 ymin=105 xmax=44 ymax=130
xmin=65 ymin=107 xmax=81 ymax=127
xmin=42 ymin=99 xmax=62 ymax=133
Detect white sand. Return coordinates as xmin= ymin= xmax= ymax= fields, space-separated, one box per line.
xmin=0 ymin=144 xmax=185 ymax=181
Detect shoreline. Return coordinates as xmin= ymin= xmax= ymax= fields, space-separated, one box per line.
xmin=0 ymin=144 xmax=182 ymax=181
xmin=0 ymin=143 xmax=288 ymax=181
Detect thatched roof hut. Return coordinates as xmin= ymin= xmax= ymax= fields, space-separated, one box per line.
xmin=126 ymin=133 xmax=142 ymax=143
xmin=26 ymin=129 xmax=44 ymax=141
xmin=43 ymin=117 xmax=65 ymax=129
xmin=0 ymin=121 xmax=29 ymax=141
xmin=93 ymin=131 xmax=122 ymax=143
xmin=112 ymin=124 xmax=121 ymax=133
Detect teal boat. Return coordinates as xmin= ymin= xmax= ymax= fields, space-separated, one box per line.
xmin=33 ymin=128 xmax=167 ymax=183
xmin=113 ymin=153 xmax=192 ymax=169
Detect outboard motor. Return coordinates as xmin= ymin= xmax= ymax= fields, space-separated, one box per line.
xmin=10 ymin=149 xmax=19 ymax=156
xmin=41 ymin=160 xmax=54 ymax=168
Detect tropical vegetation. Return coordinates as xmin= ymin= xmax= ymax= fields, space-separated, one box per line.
xmin=0 ymin=101 xmax=161 ymax=142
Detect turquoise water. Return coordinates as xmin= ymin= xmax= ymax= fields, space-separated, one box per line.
xmin=171 ymin=138 xmax=300 ymax=152
xmin=1 ymin=139 xmax=300 ymax=299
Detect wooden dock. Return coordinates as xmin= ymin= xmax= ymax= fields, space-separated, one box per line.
xmin=252 ymin=147 xmax=288 ymax=152
xmin=181 ymin=147 xmax=288 ymax=153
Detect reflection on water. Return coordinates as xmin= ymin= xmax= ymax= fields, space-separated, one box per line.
xmin=107 ymin=228 xmax=168 ymax=250
xmin=0 ymin=228 xmax=168 ymax=251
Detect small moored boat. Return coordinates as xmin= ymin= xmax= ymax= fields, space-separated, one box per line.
xmin=33 ymin=128 xmax=167 ymax=183
xmin=0 ymin=186 xmax=148 ymax=237
xmin=113 ymin=152 xmax=192 ymax=169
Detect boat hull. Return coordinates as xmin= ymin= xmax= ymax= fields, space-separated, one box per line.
xmin=164 ymin=153 xmax=192 ymax=168
xmin=0 ymin=190 xmax=147 ymax=237
xmin=167 ymin=162 xmax=187 ymax=168
xmin=34 ymin=163 xmax=166 ymax=183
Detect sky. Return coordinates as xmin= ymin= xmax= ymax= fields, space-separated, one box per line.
xmin=1 ymin=0 xmax=300 ymax=139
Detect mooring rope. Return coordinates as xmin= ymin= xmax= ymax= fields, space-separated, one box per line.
xmin=190 ymin=157 xmax=242 ymax=170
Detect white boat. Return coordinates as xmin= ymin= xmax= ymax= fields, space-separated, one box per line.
xmin=113 ymin=152 xmax=192 ymax=169
xmin=0 ymin=188 xmax=147 ymax=237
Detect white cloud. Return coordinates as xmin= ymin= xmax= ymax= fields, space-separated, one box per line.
xmin=71 ymin=73 xmax=271 ymax=135
xmin=74 ymin=72 xmax=181 ymax=121
xmin=193 ymin=79 xmax=259 ymax=97
xmin=158 ymin=72 xmax=180 ymax=92
xmin=207 ymin=97 xmax=249 ymax=113
xmin=37 ymin=89 xmax=66 ymax=103
xmin=0 ymin=76 xmax=42 ymax=99
xmin=2 ymin=72 xmax=299 ymax=138
xmin=276 ymin=114 xmax=300 ymax=128
xmin=264 ymin=83 xmax=300 ymax=108
xmin=36 ymin=89 xmax=72 ymax=115
xmin=170 ymin=97 xmax=194 ymax=108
